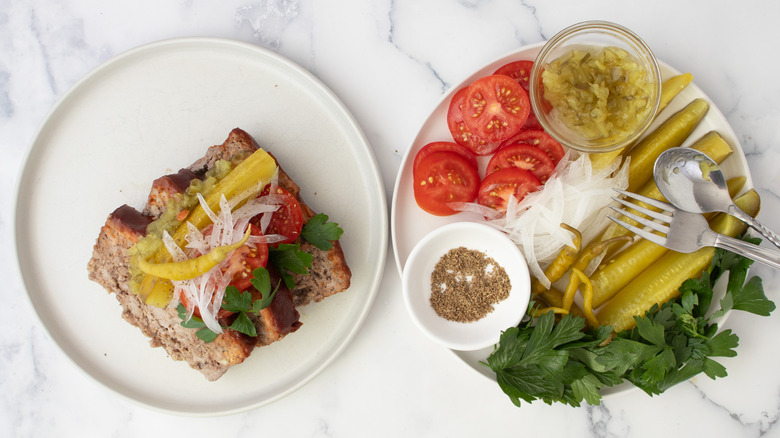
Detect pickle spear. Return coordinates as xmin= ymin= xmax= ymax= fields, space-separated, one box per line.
xmin=625 ymin=98 xmax=709 ymax=192
xmin=658 ymin=73 xmax=694 ymax=112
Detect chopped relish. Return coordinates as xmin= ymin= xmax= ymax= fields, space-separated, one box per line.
xmin=127 ymin=159 xmax=237 ymax=294
xmin=541 ymin=46 xmax=655 ymax=143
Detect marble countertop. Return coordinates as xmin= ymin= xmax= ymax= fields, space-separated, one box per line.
xmin=4 ymin=1 xmax=780 ymax=436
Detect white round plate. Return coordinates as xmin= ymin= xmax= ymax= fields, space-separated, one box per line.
xmin=14 ymin=38 xmax=387 ymax=415
xmin=391 ymin=42 xmax=752 ymax=396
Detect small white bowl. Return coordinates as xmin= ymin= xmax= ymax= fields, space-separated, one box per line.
xmin=401 ymin=221 xmax=531 ymax=351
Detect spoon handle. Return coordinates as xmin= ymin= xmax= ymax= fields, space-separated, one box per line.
xmin=728 ymin=205 xmax=780 ymax=249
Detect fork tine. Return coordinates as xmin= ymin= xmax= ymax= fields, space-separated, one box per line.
xmin=611 ymin=196 xmax=672 ymax=224
xmin=608 ymin=205 xmax=670 ymax=234
xmin=614 ymin=188 xmax=676 ymax=213
xmin=607 ymin=215 xmax=668 ymax=247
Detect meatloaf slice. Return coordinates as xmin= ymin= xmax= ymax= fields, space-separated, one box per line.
xmin=88 ymin=206 xmax=254 ymax=381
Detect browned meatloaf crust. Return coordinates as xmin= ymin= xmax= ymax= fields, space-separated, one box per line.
xmin=87 ymin=128 xmax=351 ymax=381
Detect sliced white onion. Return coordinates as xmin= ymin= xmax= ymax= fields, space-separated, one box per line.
xmin=165 ymin=177 xmax=286 ymax=332
xmin=452 ymin=152 xmax=629 ymax=289
xmin=196 ymin=192 xmax=220 ymax=226
xmin=258 ymin=234 xmax=286 ymax=244
xmin=184 ymin=222 xmax=210 ymax=255
xmin=231 ymin=197 xmax=280 ymax=236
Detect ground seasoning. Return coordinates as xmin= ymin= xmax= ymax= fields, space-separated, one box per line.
xmin=429 ymin=246 xmax=511 ymax=323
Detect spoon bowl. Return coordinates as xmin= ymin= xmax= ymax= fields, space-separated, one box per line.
xmin=654 ymin=147 xmax=780 ymax=248
xmin=653 ymin=147 xmax=731 ymax=214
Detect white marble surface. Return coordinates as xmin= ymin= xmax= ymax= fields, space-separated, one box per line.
xmin=4 ymin=0 xmax=780 ymax=436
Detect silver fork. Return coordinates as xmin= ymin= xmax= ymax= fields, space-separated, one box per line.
xmin=608 ymin=189 xmax=780 ymax=270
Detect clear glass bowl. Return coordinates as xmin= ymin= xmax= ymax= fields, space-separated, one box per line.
xmin=529 ymin=21 xmax=661 ymax=154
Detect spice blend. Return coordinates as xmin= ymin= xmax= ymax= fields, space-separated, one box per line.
xmin=430 ymin=246 xmax=511 ymax=323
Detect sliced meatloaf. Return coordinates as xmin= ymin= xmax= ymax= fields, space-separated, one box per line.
xmin=87 ymin=128 xmax=351 ymax=380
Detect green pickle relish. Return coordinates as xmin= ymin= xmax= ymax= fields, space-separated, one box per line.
xmin=541 ymin=46 xmax=654 ymax=143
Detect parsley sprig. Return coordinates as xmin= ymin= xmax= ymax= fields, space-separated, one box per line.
xmin=177 ymin=266 xmax=281 ymax=342
xmin=268 ymin=243 xmax=312 ymax=289
xmin=487 ymin=235 xmax=775 ymax=407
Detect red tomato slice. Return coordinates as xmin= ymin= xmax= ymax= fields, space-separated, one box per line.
xmin=251 ymin=186 xmax=304 ymax=247
xmin=486 ymin=144 xmax=555 ymax=183
xmin=492 ymin=62 xmax=546 ymax=131
xmin=446 ymin=87 xmax=502 ymax=155
xmin=523 ymin=111 xmax=543 ymax=131
xmin=461 ymin=75 xmax=530 ymax=144
xmin=500 ymin=129 xmax=565 ymax=165
xmin=494 ymin=60 xmax=533 ymax=91
xmin=223 ymin=224 xmax=269 ymax=291
xmin=413 ymin=151 xmax=480 ymax=216
xmin=477 ymin=168 xmax=541 ymax=211
xmin=413 ymin=141 xmax=478 ymax=172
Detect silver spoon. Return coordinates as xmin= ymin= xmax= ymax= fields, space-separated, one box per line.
xmin=653 ymin=147 xmax=780 ymax=249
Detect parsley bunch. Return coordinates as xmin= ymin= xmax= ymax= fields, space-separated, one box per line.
xmin=487 ymin=235 xmax=775 ymax=407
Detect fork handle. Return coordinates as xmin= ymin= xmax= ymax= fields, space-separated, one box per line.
xmin=712 ymin=232 xmax=780 ymax=270
xmin=728 ymin=204 xmax=780 ymax=250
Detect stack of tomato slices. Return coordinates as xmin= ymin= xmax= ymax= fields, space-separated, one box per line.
xmin=413 ymin=60 xmax=566 ymax=216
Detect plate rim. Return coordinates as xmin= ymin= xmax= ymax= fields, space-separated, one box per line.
xmin=13 ymin=36 xmax=388 ymax=416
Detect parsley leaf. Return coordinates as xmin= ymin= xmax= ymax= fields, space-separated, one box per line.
xmin=571 ymin=373 xmax=605 ymax=406
xmin=732 ymin=276 xmax=774 ymax=316
xmin=250 ymin=267 xmax=281 ymax=311
xmin=177 ymin=304 xmax=218 ymax=343
xmin=634 ymin=313 xmax=667 ymax=346
xmin=268 ymin=243 xmax=313 ymax=289
xmin=222 ymin=286 xmax=253 ymax=314
xmin=229 ymin=311 xmax=257 ymax=337
xmin=707 ymin=329 xmax=739 ymax=357
xmin=300 ymin=213 xmax=343 ymax=250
